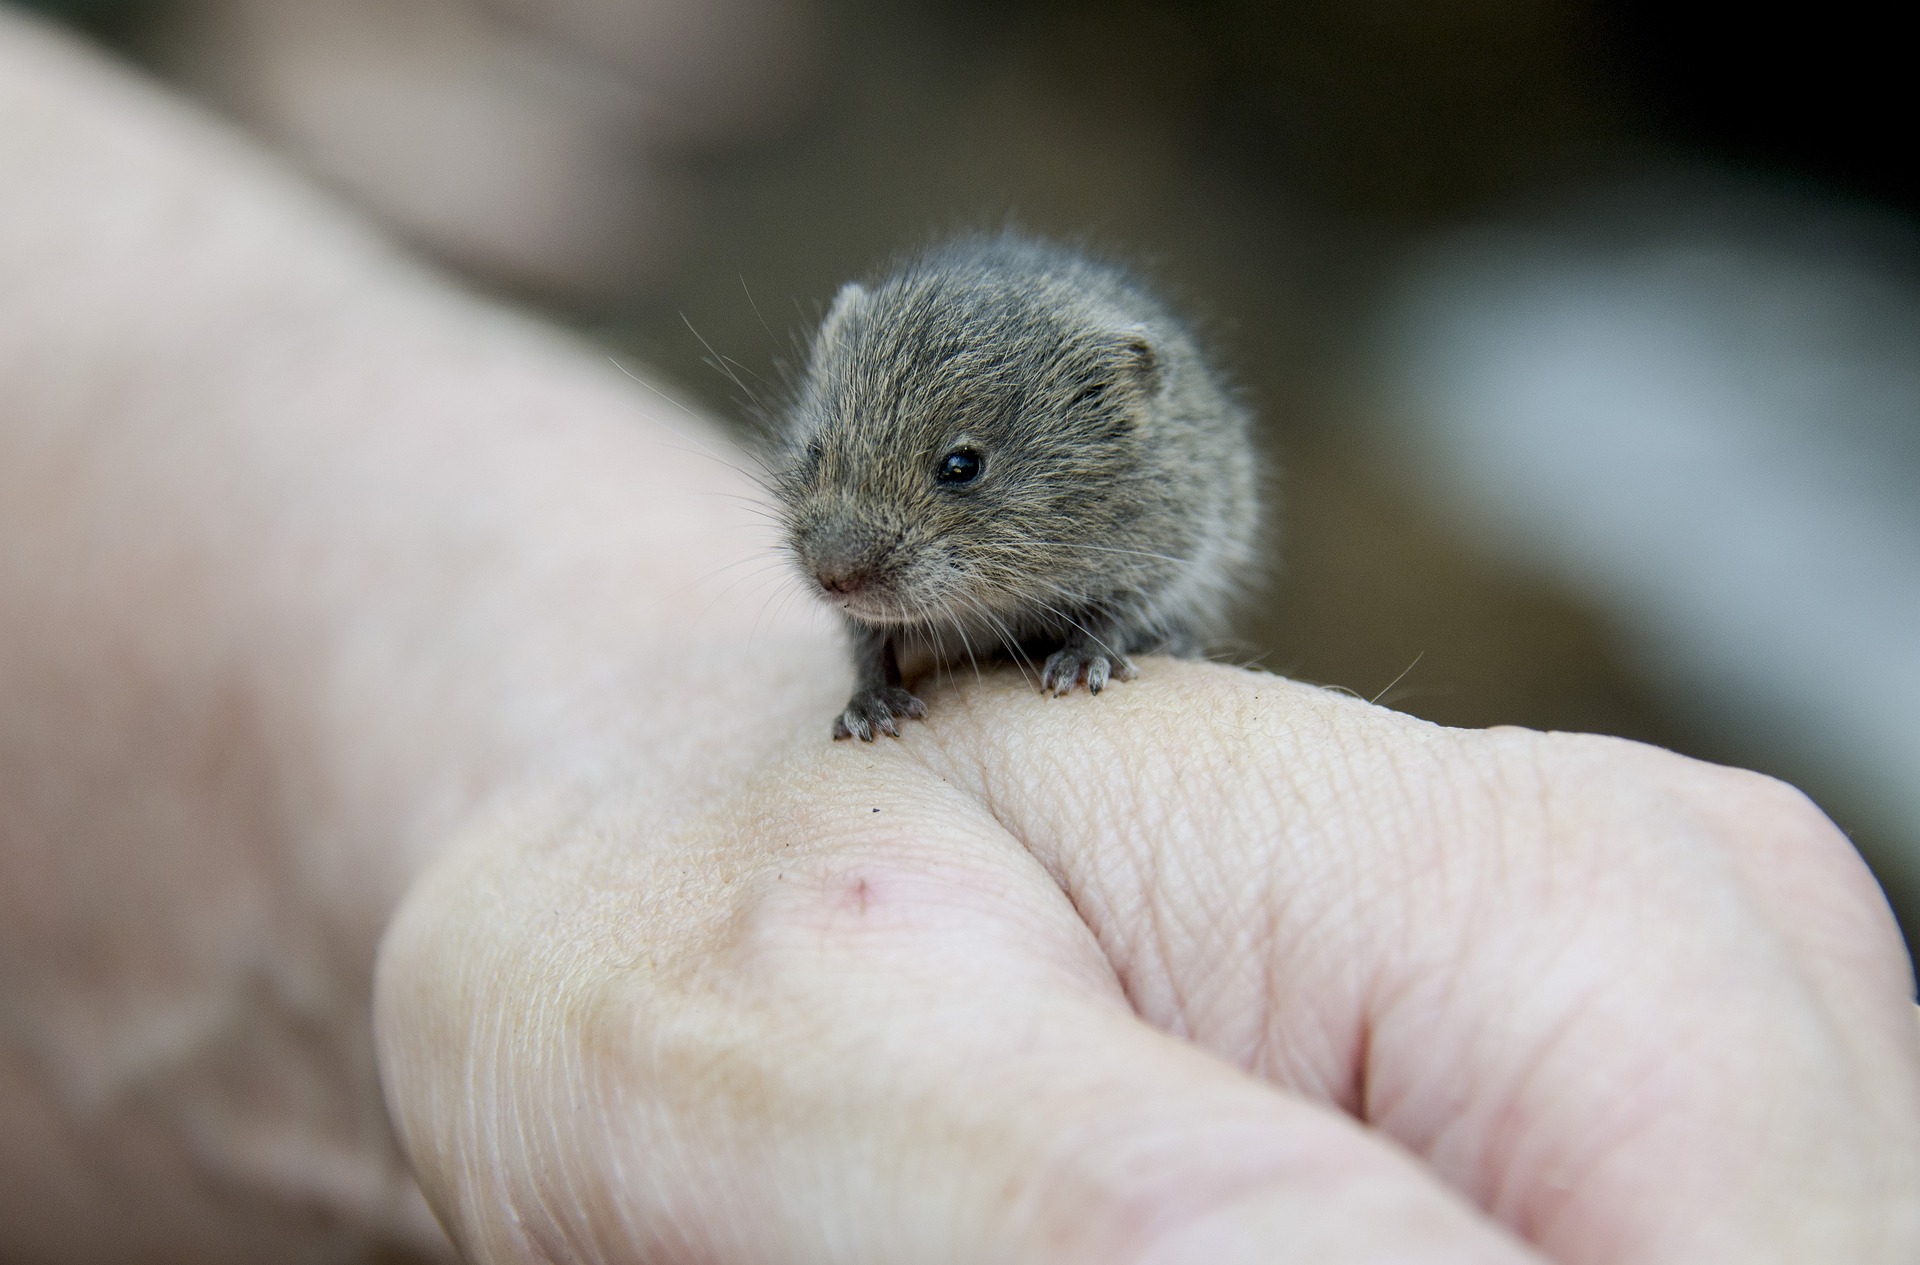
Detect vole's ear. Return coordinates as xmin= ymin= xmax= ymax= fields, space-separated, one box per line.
xmin=1110 ymin=327 xmax=1161 ymax=398
xmin=1070 ymin=328 xmax=1163 ymax=417
xmin=814 ymin=282 xmax=870 ymax=361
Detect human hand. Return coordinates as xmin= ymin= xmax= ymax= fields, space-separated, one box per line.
xmin=153 ymin=0 xmax=819 ymax=300
xmin=4 ymin=13 xmax=1914 ymax=1261
xmin=377 ymin=662 xmax=1920 ymax=1263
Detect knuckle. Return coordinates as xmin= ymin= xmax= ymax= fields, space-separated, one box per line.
xmin=1527 ymin=730 xmax=1825 ymax=827
xmin=1518 ymin=731 xmax=1894 ymax=937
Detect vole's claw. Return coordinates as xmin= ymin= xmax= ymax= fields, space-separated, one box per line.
xmin=1041 ymin=646 xmax=1084 ymax=695
xmin=832 ymin=686 xmax=927 ymax=741
xmin=1042 ymin=646 xmax=1136 ymax=696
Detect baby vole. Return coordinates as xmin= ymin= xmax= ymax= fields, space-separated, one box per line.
xmin=776 ymin=233 xmax=1261 ymax=741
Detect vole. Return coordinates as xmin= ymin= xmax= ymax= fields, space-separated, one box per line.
xmin=775 ymin=233 xmax=1261 ymax=741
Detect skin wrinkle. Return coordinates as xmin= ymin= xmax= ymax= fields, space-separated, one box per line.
xmin=1559 ymin=1005 xmax=1781 ymax=1243
xmin=533 ymin=994 xmax=628 ymax=1265
xmin=1467 ymin=965 xmax=1633 ymax=1231
xmin=1458 ymin=763 xmax=1884 ymax=1257
xmin=1166 ymin=874 xmax=1260 ymax=1050
xmin=1050 ymin=857 xmax=1160 ymax=1024
xmin=1363 ymin=740 xmax=1582 ymax=1156
xmin=1380 ymin=766 xmax=1670 ymax=1222
xmin=1377 ymin=728 xmax=1498 ymax=953
xmin=934 ymin=672 xmax=1206 ymax=1036
xmin=534 ymin=981 xmax=602 ymax=1265
xmin=1512 ymin=1004 xmax=1757 ymax=1255
xmin=610 ymin=1026 xmax=724 ymax=1265
xmin=1273 ymin=901 xmax=1377 ymax=1110
xmin=1198 ymin=692 xmax=1373 ymax=1090
xmin=703 ymin=947 xmax=1032 ymax=1255
xmin=1489 ymin=735 xmax=1583 ymax=929
xmin=1205 ymin=879 xmax=1282 ymax=1082
xmin=992 ymin=1052 xmax=1486 ymax=1265
xmin=489 ymin=957 xmax=553 ymax=1260
xmin=1236 ymin=709 xmax=1410 ymax=1101
xmin=1674 ymin=768 xmax=1917 ymax=1040
xmin=1117 ymin=724 xmax=1211 ymax=1042
xmin=1495 ymin=1076 xmax=1667 ymax=1261
xmin=449 ymin=955 xmax=506 ymax=1260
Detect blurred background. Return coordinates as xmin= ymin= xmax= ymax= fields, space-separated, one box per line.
xmin=21 ymin=0 xmax=1918 ymax=942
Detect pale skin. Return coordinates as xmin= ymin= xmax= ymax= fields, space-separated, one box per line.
xmin=1 ymin=13 xmax=1917 ymax=1265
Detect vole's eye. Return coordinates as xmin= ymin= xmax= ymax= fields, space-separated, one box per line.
xmin=935 ymin=448 xmax=984 ymax=486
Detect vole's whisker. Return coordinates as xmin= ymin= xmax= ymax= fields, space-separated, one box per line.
xmin=946 ymin=593 xmax=996 ymax=686
xmin=954 ymin=591 xmax=1034 ymax=686
xmin=747 ymin=572 xmax=809 ymax=648
xmin=607 ymin=355 xmax=706 ymax=421
xmin=672 ymin=487 xmax=781 ymax=511
xmin=721 ymin=354 xmax=770 ymax=386
xmin=916 ymin=608 xmax=946 ymax=678
xmin=952 ymin=612 xmax=985 ymax=687
xmin=686 ymin=554 xmax=786 ymax=587
xmin=1017 ymin=539 xmax=1194 ymax=567
xmin=1030 ymin=598 xmax=1127 ymax=664
xmin=680 ymin=556 xmax=790 ymax=615
xmin=681 ymin=312 xmax=762 ymax=408
xmin=607 ymin=356 xmax=780 ymax=494
xmin=740 ymin=274 xmax=783 ymax=352
xmin=1016 ymin=574 xmax=1108 ymax=614
xmin=646 ymin=440 xmax=777 ymax=494
xmin=990 ymin=624 xmax=1043 ymax=685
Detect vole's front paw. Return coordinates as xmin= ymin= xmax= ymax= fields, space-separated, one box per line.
xmin=1041 ymin=645 xmax=1137 ymax=696
xmin=832 ymin=686 xmax=928 ymax=741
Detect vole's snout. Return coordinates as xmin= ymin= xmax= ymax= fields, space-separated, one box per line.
xmin=813 ymin=557 xmax=874 ymax=596
xmin=797 ymin=519 xmax=893 ymax=606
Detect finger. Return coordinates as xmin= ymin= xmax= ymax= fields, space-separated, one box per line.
xmin=376 ymin=757 xmax=1546 ymax=1264
xmin=916 ymin=664 xmax=1920 ymax=1263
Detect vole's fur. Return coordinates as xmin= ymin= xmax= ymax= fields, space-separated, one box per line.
xmin=775 ymin=233 xmax=1261 ymax=740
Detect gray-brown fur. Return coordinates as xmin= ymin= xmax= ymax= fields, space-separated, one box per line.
xmin=774 ymin=233 xmax=1261 ymax=740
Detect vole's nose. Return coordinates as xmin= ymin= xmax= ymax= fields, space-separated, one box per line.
xmin=814 ymin=560 xmax=873 ymax=595
xmin=802 ymin=522 xmax=886 ymax=599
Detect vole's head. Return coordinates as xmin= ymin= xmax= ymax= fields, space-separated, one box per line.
xmin=777 ymin=247 xmax=1168 ymax=630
